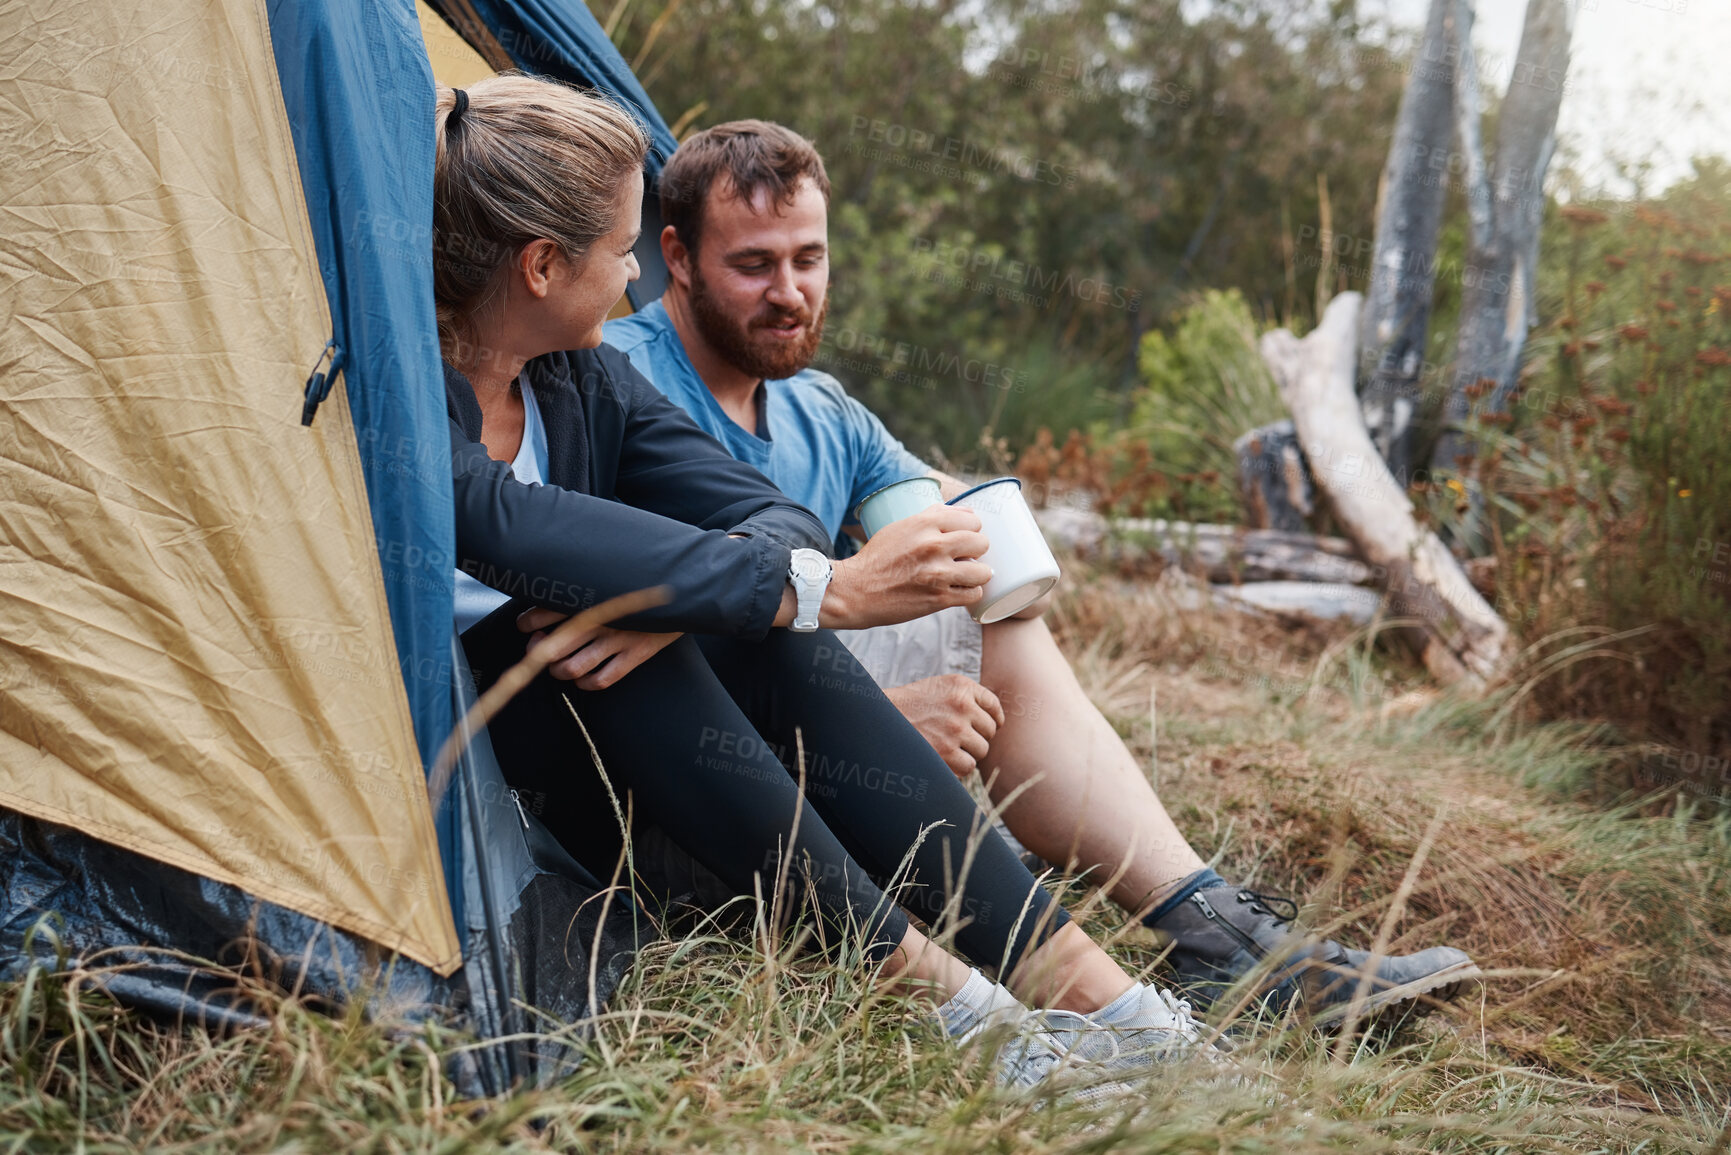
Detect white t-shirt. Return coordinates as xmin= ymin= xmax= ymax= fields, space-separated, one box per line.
xmin=453 ymin=374 xmax=550 ymax=633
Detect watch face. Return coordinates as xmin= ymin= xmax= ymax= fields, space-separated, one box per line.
xmin=790 ymin=551 xmax=830 ymax=581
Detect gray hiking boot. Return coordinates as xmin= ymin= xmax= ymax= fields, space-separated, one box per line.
xmin=1149 ymin=885 xmax=1481 ymax=1022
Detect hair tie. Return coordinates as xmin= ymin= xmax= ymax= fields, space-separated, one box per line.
xmin=449 ymin=88 xmax=469 ymax=130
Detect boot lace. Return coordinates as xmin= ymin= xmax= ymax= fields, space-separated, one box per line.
xmin=1236 ymin=889 xmax=1300 ymax=926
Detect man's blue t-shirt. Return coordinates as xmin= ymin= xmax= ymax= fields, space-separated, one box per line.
xmin=605 ymin=301 xmax=928 ymax=550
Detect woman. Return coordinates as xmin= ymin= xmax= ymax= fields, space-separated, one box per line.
xmin=434 ymin=74 xmax=1209 ymax=1088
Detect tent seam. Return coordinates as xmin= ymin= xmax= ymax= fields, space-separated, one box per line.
xmin=248 ymin=0 xmax=460 ymax=971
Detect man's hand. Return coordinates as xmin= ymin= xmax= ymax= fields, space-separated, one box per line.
xmin=518 ymin=607 xmax=681 ymax=691
xmin=884 ymin=674 xmax=1005 ymax=778
xmin=819 ymin=506 xmax=992 ymax=630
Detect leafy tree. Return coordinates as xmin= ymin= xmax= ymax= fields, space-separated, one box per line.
xmin=597 ymin=0 xmax=1410 ymax=459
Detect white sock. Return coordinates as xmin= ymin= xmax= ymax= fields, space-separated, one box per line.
xmin=1092 ymin=982 xmax=1146 ymax=1025
xmin=935 ymin=968 xmax=1027 ymax=1040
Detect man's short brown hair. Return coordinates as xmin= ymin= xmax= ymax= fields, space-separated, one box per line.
xmin=659 ymin=120 xmax=831 ymax=255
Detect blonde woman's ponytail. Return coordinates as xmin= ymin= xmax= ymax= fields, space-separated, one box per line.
xmin=431 ymin=74 xmax=649 ymax=358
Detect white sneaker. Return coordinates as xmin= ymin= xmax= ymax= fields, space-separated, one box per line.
xmin=1068 ymin=983 xmax=1226 ymax=1074
xmin=976 ymin=1016 xmax=1142 ymax=1105
xmin=937 ymin=970 xmax=1135 ymax=1101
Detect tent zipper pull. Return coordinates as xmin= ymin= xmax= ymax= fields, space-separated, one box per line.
xmin=299 ymin=339 xmax=344 ymax=426
xmin=509 ymin=789 xmax=530 ymax=829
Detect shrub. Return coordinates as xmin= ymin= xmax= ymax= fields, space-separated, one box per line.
xmin=1014 ymin=289 xmax=1286 ymax=522
xmin=1130 ymin=288 xmax=1286 ymax=480
xmin=1476 ymin=160 xmax=1731 ymax=783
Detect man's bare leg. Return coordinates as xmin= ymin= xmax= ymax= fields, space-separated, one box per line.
xmin=978 ymin=614 xmax=1207 ymax=915
xmin=975 ymin=615 xmax=1480 ymax=1017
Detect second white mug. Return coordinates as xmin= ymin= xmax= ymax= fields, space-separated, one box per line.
xmin=946 ymin=477 xmax=1060 ymax=623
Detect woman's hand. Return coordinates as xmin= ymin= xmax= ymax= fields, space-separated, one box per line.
xmin=518 ymin=607 xmax=681 ymax=690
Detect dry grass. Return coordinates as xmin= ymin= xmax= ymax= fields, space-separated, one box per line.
xmin=1048 ymin=560 xmax=1731 ymax=1120
xmin=2 ymin=559 xmax=1727 ymax=1152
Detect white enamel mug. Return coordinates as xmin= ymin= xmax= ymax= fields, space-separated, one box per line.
xmin=946 ymin=477 xmax=1060 ymax=623
xmin=854 ymin=476 xmax=944 ymax=539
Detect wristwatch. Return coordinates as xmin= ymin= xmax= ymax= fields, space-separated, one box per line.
xmin=787 ymin=548 xmax=833 ymax=632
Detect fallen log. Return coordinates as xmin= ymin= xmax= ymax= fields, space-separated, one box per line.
xmin=1215 ymin=580 xmax=1380 ymax=625
xmin=1259 ymin=292 xmax=1511 ymax=687
xmin=1035 ymin=506 xmax=1374 ymax=586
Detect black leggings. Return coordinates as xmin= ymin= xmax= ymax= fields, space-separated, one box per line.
xmin=461 ymin=606 xmax=1068 ymax=971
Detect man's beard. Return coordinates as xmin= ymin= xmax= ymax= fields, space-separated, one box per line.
xmin=688 ymin=264 xmax=828 ymax=381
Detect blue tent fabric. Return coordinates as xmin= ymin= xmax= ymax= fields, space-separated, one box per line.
xmin=454 ymin=0 xmax=678 ymax=172
xmin=432 ymin=0 xmax=679 ymax=303
xmin=264 ymin=0 xmax=461 ymax=910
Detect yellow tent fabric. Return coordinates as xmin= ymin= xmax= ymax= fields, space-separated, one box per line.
xmin=0 ymin=1 xmax=459 ymax=973
xmin=418 ymin=1 xmax=497 ymax=88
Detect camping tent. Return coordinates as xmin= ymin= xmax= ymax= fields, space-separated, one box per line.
xmin=1 ymin=0 xmax=676 ymax=1091
xmin=420 ymin=0 xmax=678 ymax=303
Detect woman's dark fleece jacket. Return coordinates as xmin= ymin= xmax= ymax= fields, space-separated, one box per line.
xmin=446 ymin=344 xmax=829 ymax=636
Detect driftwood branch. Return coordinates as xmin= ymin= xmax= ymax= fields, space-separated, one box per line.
xmin=1263 ymin=293 xmax=1510 ymax=687
xmin=1215 ymin=581 xmax=1380 ymax=626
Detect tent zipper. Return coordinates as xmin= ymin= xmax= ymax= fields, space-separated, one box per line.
xmin=299 ymin=338 xmax=344 ymax=426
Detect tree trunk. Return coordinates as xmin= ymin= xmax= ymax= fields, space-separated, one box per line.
xmin=1432 ymin=0 xmax=1573 ymax=492
xmin=1356 ymin=0 xmax=1463 ymax=483
xmin=1234 ymin=421 xmax=1316 ymax=531
xmin=1264 ymin=293 xmax=1511 ymax=687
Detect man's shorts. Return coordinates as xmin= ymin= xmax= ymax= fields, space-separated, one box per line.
xmin=833 ymin=605 xmax=983 ymax=690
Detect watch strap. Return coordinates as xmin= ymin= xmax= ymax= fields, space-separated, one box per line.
xmin=790 ymin=549 xmax=830 ymax=632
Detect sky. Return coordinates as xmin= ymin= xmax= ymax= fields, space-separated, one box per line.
xmin=1381 ymin=0 xmax=1731 ymax=195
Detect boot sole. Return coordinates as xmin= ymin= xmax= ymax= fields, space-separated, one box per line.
xmin=1307 ymin=959 xmax=1483 ymax=1027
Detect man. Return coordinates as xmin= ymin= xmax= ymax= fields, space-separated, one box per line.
xmin=598 ymin=120 xmax=1478 ymax=1020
